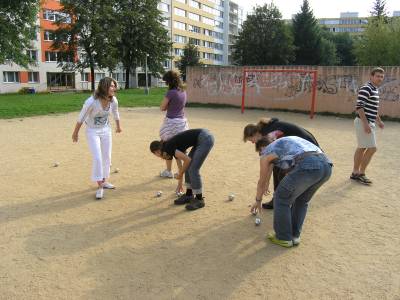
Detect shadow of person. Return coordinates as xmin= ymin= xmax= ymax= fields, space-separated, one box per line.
xmin=79 ymin=217 xmax=285 ymax=299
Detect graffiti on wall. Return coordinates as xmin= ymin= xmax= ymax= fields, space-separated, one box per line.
xmin=191 ymin=70 xmax=400 ymax=102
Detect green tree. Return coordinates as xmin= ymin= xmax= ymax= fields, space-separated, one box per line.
xmin=116 ymin=0 xmax=171 ymax=89
xmin=232 ymin=3 xmax=294 ymax=65
xmin=370 ymin=0 xmax=389 ymax=23
xmin=331 ymin=33 xmax=356 ymax=66
xmin=52 ymin=0 xmax=120 ymax=91
xmin=0 ymin=0 xmax=39 ymax=67
xmin=177 ymin=42 xmax=202 ymax=81
xmin=355 ymin=16 xmax=400 ymax=65
xmin=292 ymin=0 xmax=322 ymax=65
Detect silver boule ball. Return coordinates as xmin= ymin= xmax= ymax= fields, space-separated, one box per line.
xmin=156 ymin=191 xmax=163 ymax=197
xmin=53 ymin=162 xmax=59 ymax=167
xmin=255 ymin=217 xmax=261 ymax=226
xmin=228 ymin=194 xmax=235 ymax=201
xmin=114 ymin=168 xmax=120 ymax=173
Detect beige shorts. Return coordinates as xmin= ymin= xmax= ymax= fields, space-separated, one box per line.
xmin=354 ymin=117 xmax=376 ymax=148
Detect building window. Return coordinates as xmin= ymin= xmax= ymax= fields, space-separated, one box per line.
xmin=188 ymin=24 xmax=201 ymax=33
xmin=174 ymin=48 xmax=184 ymax=56
xmin=163 ymin=60 xmax=170 ymax=68
xmin=81 ymin=72 xmax=89 ymax=82
xmin=43 ymin=10 xmax=71 ymax=23
xmin=95 ymin=73 xmax=105 ymax=81
xmin=175 ymin=0 xmax=185 ymax=3
xmin=215 ymin=20 xmax=223 ymax=29
xmin=174 ymin=35 xmax=187 ymax=43
xmin=158 ymin=2 xmax=169 ymax=12
xmin=189 ymin=0 xmax=200 ymax=9
xmin=44 ymin=30 xmax=55 ymax=41
xmin=203 ymin=4 xmax=213 ymax=14
xmin=174 ymin=21 xmax=186 ymax=30
xmin=45 ymin=51 xmax=58 ymax=62
xmin=189 ymin=38 xmax=200 ymax=45
xmin=174 ymin=7 xmax=186 ymax=17
xmin=27 ymin=50 xmax=38 ymax=61
xmin=28 ymin=72 xmax=39 ymax=83
xmin=162 ymin=19 xmax=170 ymax=27
xmin=3 ymin=71 xmax=20 ymax=83
xmin=203 ymin=16 xmax=214 ymax=26
xmin=188 ymin=12 xmax=200 ymax=21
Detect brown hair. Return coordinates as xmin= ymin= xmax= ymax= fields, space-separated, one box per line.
xmin=371 ymin=67 xmax=385 ymax=76
xmin=255 ymin=138 xmax=271 ymax=152
xmin=94 ymin=77 xmax=117 ymax=100
xmin=149 ymin=140 xmax=172 ymax=160
xmin=242 ymin=117 xmax=273 ymax=142
xmin=162 ymin=70 xmax=185 ymax=91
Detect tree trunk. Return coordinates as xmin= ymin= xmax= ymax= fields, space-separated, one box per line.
xmin=125 ymin=67 xmax=130 ymax=89
xmin=90 ymin=65 xmax=95 ymax=91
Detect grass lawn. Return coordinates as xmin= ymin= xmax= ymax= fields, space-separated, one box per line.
xmin=0 ymin=87 xmax=167 ymax=119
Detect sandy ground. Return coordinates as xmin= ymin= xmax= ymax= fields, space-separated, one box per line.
xmin=0 ymin=107 xmax=399 ymax=300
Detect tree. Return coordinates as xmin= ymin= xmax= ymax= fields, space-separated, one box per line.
xmin=354 ymin=17 xmax=400 ymax=65
xmin=232 ymin=3 xmax=294 ymax=65
xmin=292 ymin=0 xmax=322 ymax=65
xmin=53 ymin=0 xmax=120 ymax=91
xmin=177 ymin=42 xmax=202 ymax=81
xmin=370 ymin=0 xmax=389 ymax=23
xmin=0 ymin=0 xmax=39 ymax=67
xmin=331 ymin=33 xmax=356 ymax=66
xmin=116 ymin=0 xmax=171 ymax=89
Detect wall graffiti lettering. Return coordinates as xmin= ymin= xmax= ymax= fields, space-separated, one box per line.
xmin=191 ymin=70 xmax=400 ymax=102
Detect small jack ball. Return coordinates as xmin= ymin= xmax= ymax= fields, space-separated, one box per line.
xmin=156 ymin=191 xmax=163 ymax=197
xmin=255 ymin=217 xmax=261 ymax=226
xmin=228 ymin=194 xmax=235 ymax=201
xmin=114 ymin=168 xmax=120 ymax=173
xmin=53 ymin=162 xmax=59 ymax=167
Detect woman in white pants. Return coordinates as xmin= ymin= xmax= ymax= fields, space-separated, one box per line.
xmin=72 ymin=77 xmax=122 ymax=199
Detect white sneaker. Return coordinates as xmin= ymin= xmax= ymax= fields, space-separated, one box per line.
xmin=293 ymin=236 xmax=301 ymax=246
xmin=160 ymin=169 xmax=173 ymax=178
xmin=102 ymin=182 xmax=115 ymax=189
xmin=96 ymin=188 xmax=104 ymax=199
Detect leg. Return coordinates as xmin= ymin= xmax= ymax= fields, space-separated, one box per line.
xmin=352 ymin=147 xmax=366 ymax=174
xmin=291 ymin=163 xmax=332 ymax=238
xmin=359 ymin=147 xmax=377 ymax=174
xmin=86 ymin=130 xmax=103 ymax=183
xmin=165 ymin=159 xmax=172 ymax=172
xmin=100 ymin=128 xmax=112 ymax=182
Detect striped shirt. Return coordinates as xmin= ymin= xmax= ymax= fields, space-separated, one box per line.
xmin=356 ymin=82 xmax=379 ymax=123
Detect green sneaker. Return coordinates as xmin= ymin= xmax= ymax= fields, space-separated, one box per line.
xmin=267 ymin=233 xmax=293 ymax=248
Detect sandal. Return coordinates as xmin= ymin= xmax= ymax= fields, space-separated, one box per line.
xmin=357 ymin=174 xmax=372 ymax=185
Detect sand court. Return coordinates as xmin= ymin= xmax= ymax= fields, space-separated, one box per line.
xmin=1 ymin=107 xmax=399 ymax=299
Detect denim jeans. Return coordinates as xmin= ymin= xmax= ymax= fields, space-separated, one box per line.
xmin=185 ymin=129 xmax=215 ymax=194
xmin=273 ymin=154 xmax=332 ymax=241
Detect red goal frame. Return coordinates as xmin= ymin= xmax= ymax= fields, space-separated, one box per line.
xmin=241 ymin=69 xmax=318 ymax=119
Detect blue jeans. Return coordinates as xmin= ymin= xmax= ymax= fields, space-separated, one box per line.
xmin=273 ymin=154 xmax=332 ymax=241
xmin=185 ymin=129 xmax=215 ymax=194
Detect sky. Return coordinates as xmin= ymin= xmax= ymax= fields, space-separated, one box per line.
xmin=235 ymin=0 xmax=400 ymax=19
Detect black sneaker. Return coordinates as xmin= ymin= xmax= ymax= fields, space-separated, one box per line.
xmin=262 ymin=199 xmax=274 ymax=209
xmin=174 ymin=194 xmax=194 ymax=205
xmin=185 ymin=197 xmax=205 ymax=211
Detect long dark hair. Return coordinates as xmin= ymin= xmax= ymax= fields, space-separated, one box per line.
xmin=162 ymin=70 xmax=185 ymax=91
xmin=149 ymin=140 xmax=172 ymax=160
xmin=243 ymin=118 xmax=274 ymax=142
xmin=95 ymin=77 xmax=117 ymax=101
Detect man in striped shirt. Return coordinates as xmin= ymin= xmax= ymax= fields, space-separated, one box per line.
xmin=351 ymin=67 xmax=385 ymax=185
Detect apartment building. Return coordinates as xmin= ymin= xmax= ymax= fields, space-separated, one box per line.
xmin=0 ymin=0 xmax=242 ymax=93
xmin=319 ymin=11 xmax=400 ymax=35
xmin=160 ymin=0 xmax=243 ymax=68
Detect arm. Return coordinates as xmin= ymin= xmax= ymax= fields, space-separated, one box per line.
xmin=174 ymin=150 xmax=191 ymax=193
xmin=72 ymin=122 xmax=83 ymax=142
xmin=251 ymin=154 xmax=276 ymax=215
xmin=376 ymin=115 xmax=384 ymax=129
xmin=356 ymin=108 xmax=372 ymax=134
xmin=160 ymin=97 xmax=170 ymax=111
xmin=111 ymin=98 xmax=122 ymax=132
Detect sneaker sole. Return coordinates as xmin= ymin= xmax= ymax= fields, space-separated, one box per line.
xmin=185 ymin=203 xmax=205 ymax=211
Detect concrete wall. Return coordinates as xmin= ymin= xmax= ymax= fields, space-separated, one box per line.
xmin=186 ymin=66 xmax=400 ymax=118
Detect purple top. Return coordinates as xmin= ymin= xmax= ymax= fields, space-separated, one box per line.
xmin=165 ymin=88 xmax=187 ymax=119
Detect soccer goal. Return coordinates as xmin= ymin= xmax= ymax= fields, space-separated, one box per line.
xmin=241 ymin=69 xmax=318 ymax=119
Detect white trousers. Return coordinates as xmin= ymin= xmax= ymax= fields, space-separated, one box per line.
xmin=86 ymin=126 xmax=112 ymax=182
